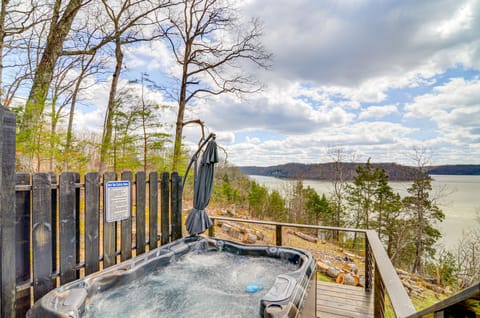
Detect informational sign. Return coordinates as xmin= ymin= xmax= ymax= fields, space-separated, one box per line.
xmin=105 ymin=181 xmax=131 ymax=222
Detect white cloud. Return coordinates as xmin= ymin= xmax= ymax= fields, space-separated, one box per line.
xmin=359 ymin=105 xmax=398 ymax=120
xmin=404 ymin=78 xmax=480 ymax=132
xmin=243 ymin=0 xmax=480 ymax=96
xmin=223 ymin=121 xmax=418 ymax=166
xmin=194 ymin=89 xmax=355 ymax=135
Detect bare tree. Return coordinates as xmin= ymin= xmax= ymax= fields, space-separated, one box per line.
xmin=403 ymin=147 xmax=445 ymax=274
xmin=22 ymin=0 xmax=90 ymax=130
xmin=455 ymin=227 xmax=480 ymax=288
xmin=160 ymin=0 xmax=271 ymax=170
xmin=327 ymin=147 xmax=350 ymax=228
xmin=96 ymin=0 xmax=171 ymax=172
xmin=63 ymin=52 xmax=104 ymax=170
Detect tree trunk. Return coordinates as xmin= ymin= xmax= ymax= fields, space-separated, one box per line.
xmin=141 ymin=75 xmax=147 ymax=172
xmin=0 ymin=0 xmax=8 ymax=99
xmin=100 ymin=38 xmax=123 ymax=172
xmin=50 ymin=94 xmax=58 ymax=171
xmin=172 ymin=48 xmax=190 ymax=171
xmin=412 ymin=206 xmax=424 ymax=274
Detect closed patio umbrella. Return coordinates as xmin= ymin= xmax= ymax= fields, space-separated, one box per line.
xmin=185 ymin=138 xmax=219 ymax=236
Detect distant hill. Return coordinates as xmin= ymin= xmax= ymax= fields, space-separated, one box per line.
xmin=426 ymin=165 xmax=480 ymax=175
xmin=239 ymin=163 xmax=480 ymax=181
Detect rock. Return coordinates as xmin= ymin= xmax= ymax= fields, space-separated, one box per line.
xmin=255 ymin=231 xmax=264 ymax=241
xmin=245 ymin=233 xmax=257 ymax=244
xmin=229 ymin=227 xmax=240 ymax=239
xmin=221 ymin=223 xmax=232 ymax=232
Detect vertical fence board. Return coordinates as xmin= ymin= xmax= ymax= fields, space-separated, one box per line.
xmin=75 ymin=172 xmax=81 ymax=275
xmin=103 ymin=172 xmax=117 ymax=268
xmin=171 ymin=172 xmax=183 ymax=241
xmin=120 ymin=171 xmax=132 ymax=261
xmin=5 ymin=168 xmax=179 ymax=314
xmin=135 ymin=172 xmax=146 ymax=255
xmin=160 ymin=172 xmax=170 ymax=245
xmin=149 ymin=172 xmax=158 ymax=250
xmin=15 ymin=173 xmax=31 ymax=317
xmin=49 ymin=173 xmax=58 ymax=278
xmin=1 ymin=107 xmax=16 ymax=318
xmin=85 ymin=173 xmax=100 ymax=275
xmin=59 ymin=172 xmax=77 ymax=284
xmin=32 ymin=173 xmax=54 ymax=301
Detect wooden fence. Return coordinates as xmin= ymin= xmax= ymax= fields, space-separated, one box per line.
xmin=0 ymin=106 xmax=184 ymax=318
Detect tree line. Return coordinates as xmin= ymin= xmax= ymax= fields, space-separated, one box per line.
xmin=1 ymin=0 xmax=270 ymax=173
xmin=213 ymin=158 xmax=479 ymax=289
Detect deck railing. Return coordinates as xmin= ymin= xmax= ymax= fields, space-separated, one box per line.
xmin=208 ymin=216 xmax=417 ymax=318
xmin=405 ymin=282 xmax=480 ymax=318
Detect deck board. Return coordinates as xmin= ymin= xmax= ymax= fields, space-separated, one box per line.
xmin=303 ymin=281 xmax=373 ymax=318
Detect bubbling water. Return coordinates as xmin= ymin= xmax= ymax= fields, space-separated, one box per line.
xmin=83 ymin=251 xmax=297 ymax=318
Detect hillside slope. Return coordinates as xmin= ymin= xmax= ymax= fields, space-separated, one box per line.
xmin=240 ymin=163 xmax=480 ymax=181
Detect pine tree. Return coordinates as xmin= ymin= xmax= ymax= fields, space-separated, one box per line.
xmin=403 ymin=177 xmax=445 ymax=274
xmin=267 ymin=191 xmax=287 ymax=222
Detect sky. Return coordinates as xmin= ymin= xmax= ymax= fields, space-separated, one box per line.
xmin=76 ymin=0 xmax=480 ymax=167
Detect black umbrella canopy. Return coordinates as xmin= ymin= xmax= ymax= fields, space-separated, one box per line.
xmin=185 ymin=138 xmax=219 ymax=236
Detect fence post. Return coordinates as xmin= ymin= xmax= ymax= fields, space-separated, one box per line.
xmin=160 ymin=172 xmax=170 ymax=245
xmin=15 ymin=173 xmax=31 ymax=317
xmin=85 ymin=172 xmax=100 ymax=275
xmin=120 ymin=171 xmax=133 ymax=261
xmin=59 ymin=172 xmax=78 ymax=284
xmin=103 ymin=172 xmax=117 ymax=268
xmin=149 ymin=172 xmax=159 ymax=249
xmin=0 ymin=105 xmax=16 ymax=318
xmin=135 ymin=171 xmax=146 ymax=255
xmin=170 ymin=172 xmax=183 ymax=241
xmin=32 ymin=173 xmax=54 ymax=301
xmin=49 ymin=173 xmax=57 ymax=277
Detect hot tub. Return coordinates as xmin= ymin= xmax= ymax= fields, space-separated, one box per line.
xmin=27 ymin=236 xmax=316 ymax=318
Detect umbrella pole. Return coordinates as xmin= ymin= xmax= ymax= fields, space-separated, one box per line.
xmin=182 ymin=132 xmax=216 ymax=188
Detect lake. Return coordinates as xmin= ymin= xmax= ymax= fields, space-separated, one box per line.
xmin=249 ymin=174 xmax=480 ymax=251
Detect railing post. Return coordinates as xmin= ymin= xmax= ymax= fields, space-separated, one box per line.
xmin=0 ymin=105 xmax=16 ymax=318
xmin=208 ymin=219 xmax=215 ymax=237
xmin=276 ymin=225 xmax=282 ymax=246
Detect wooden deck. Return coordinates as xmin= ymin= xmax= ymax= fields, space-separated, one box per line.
xmin=302 ymin=281 xmax=373 ymax=318
xmin=316 ymin=282 xmax=373 ymax=318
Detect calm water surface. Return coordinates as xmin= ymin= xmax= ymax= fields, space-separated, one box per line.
xmin=249 ymin=175 xmax=480 ymax=250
